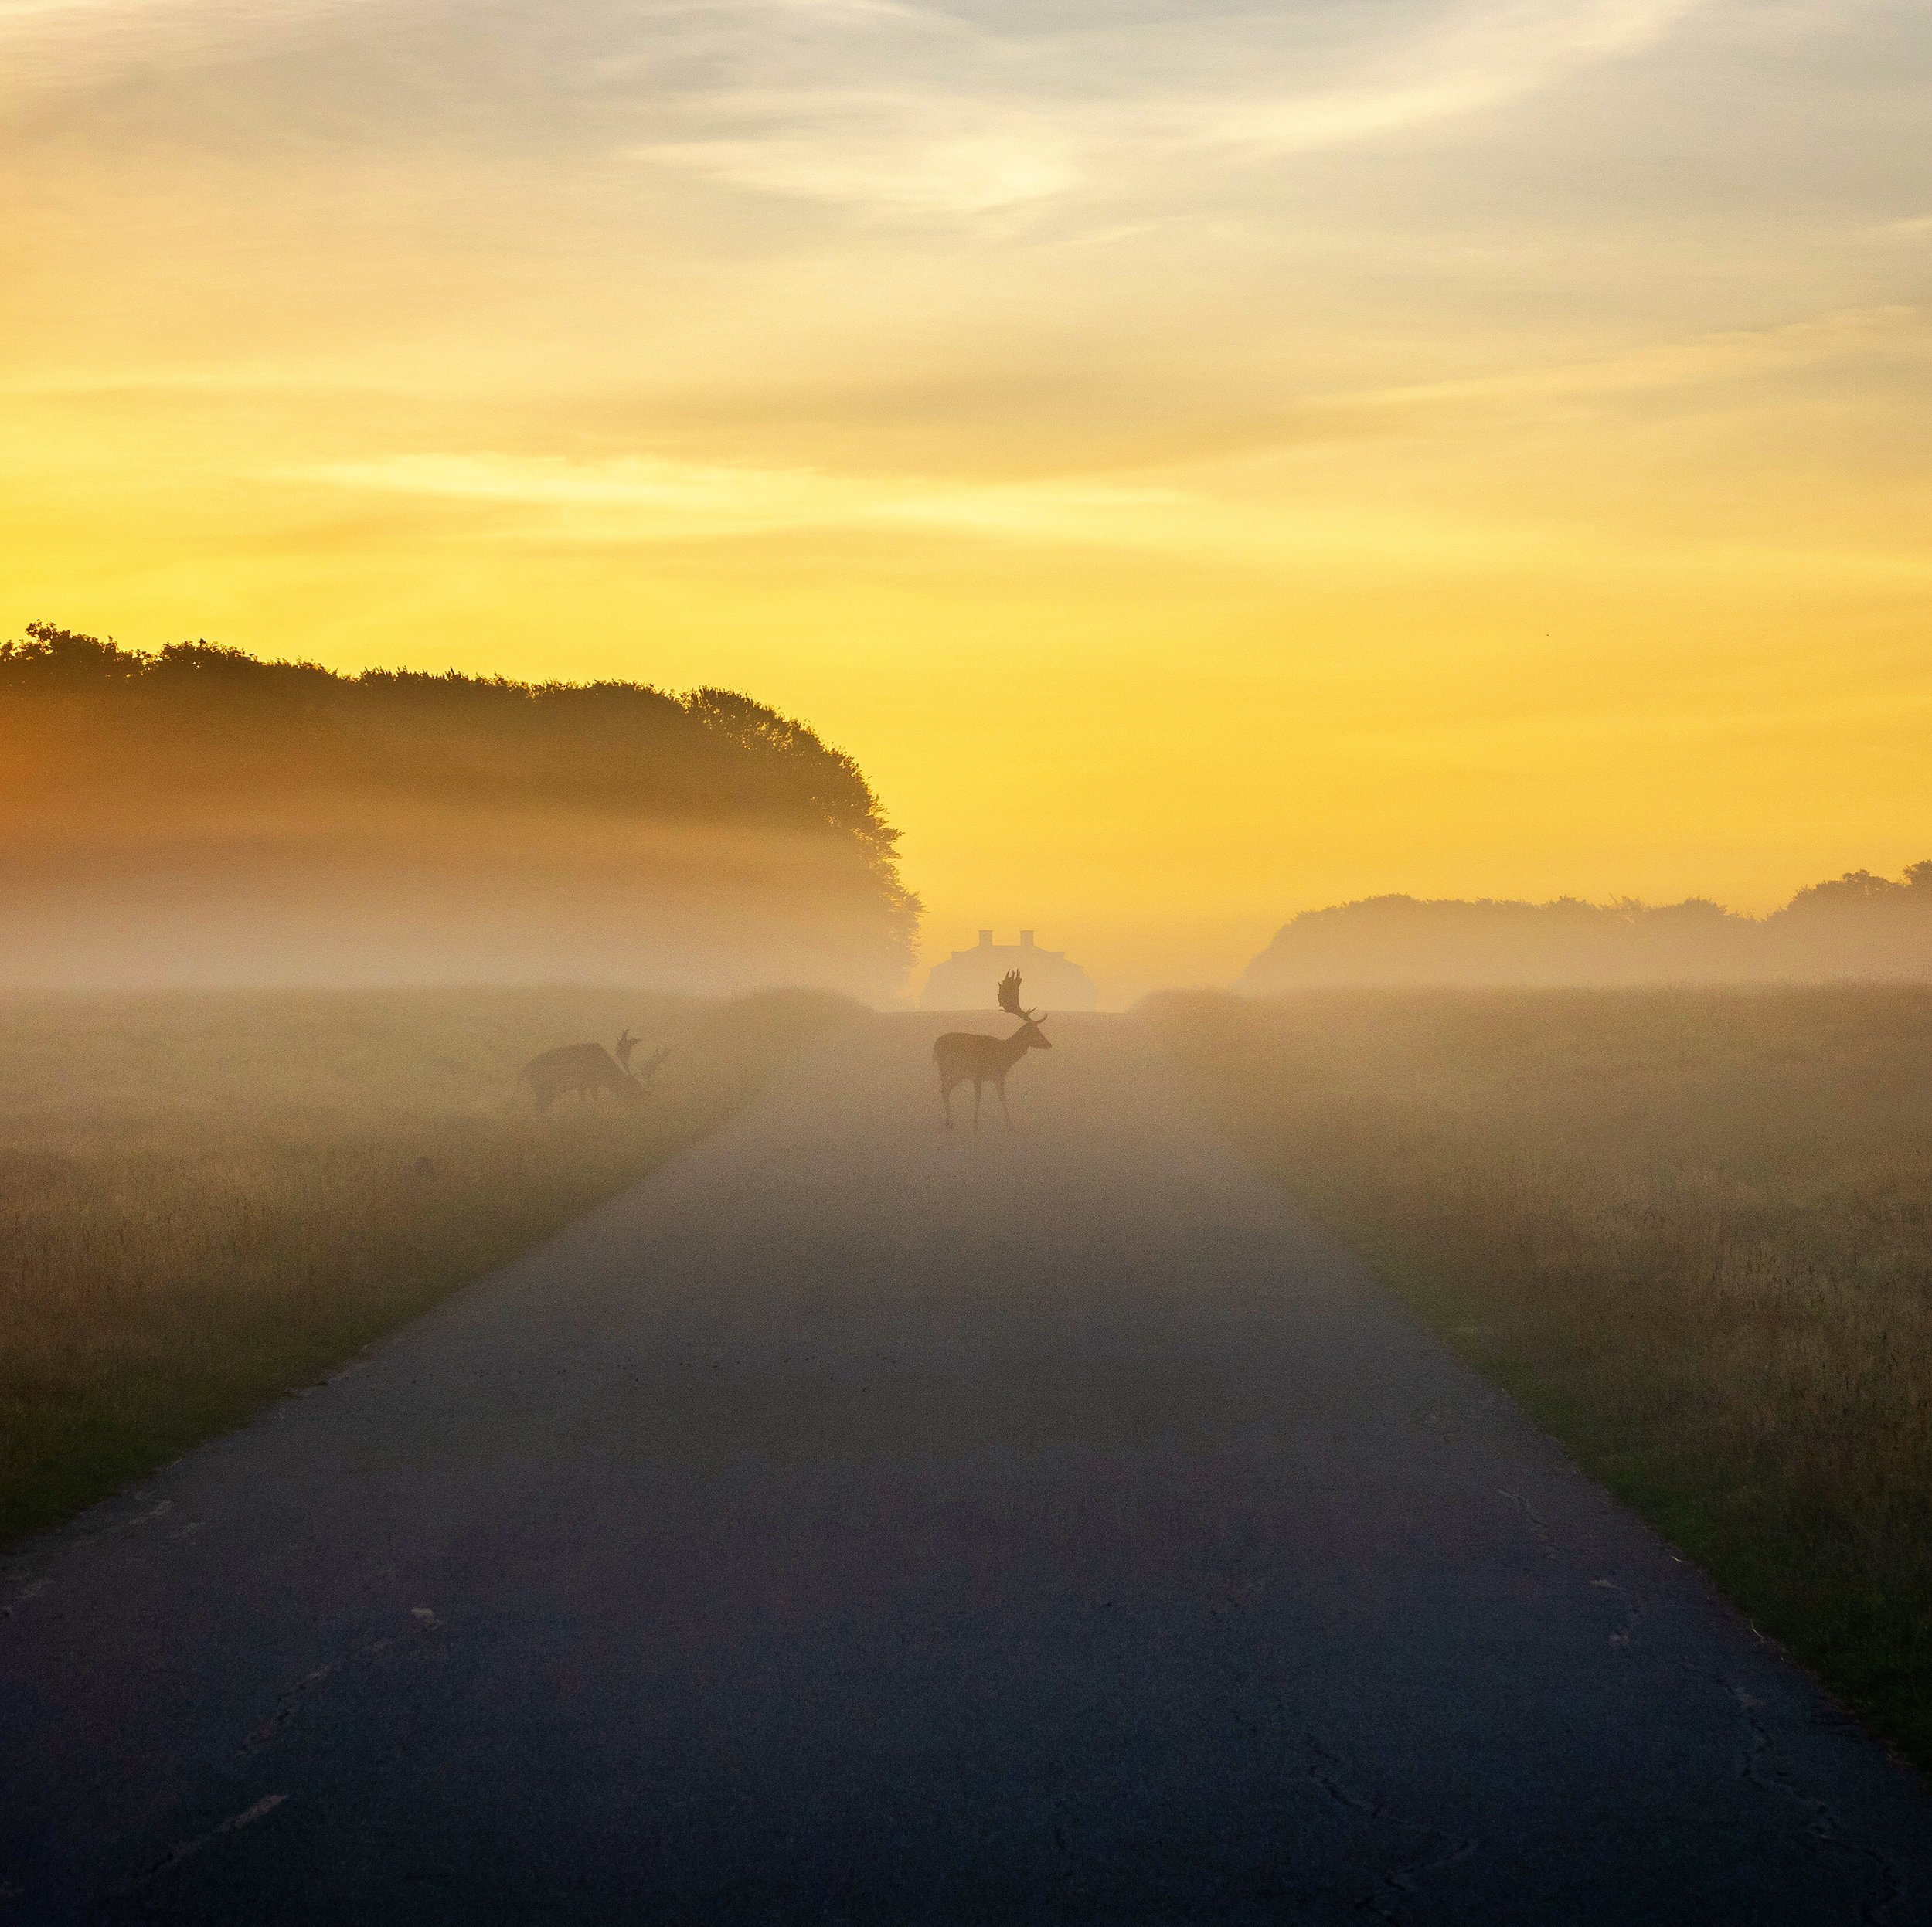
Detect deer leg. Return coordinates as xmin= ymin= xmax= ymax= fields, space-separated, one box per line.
xmin=940 ymin=1072 xmax=955 ymax=1129
xmin=971 ymin=1079 xmax=983 ymax=1130
xmin=996 ymin=1078 xmax=1016 ymax=1132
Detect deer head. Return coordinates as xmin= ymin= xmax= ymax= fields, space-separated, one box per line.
xmin=998 ymin=971 xmax=1053 ymax=1049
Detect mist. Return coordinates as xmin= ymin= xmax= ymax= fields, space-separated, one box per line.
xmin=1243 ymin=872 xmax=1932 ymax=991
xmin=0 ymin=625 xmax=919 ymax=996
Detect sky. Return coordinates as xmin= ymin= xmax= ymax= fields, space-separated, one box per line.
xmin=5 ymin=0 xmax=1930 ymax=1000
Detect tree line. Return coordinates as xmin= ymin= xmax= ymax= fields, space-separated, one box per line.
xmin=0 ymin=623 xmax=920 ymax=991
xmin=1245 ymin=865 xmax=1932 ymax=989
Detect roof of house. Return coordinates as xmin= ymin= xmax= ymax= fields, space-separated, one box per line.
xmin=920 ymin=930 xmax=1100 ymax=1010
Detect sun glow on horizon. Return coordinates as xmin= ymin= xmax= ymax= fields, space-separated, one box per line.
xmin=5 ymin=0 xmax=1931 ymax=997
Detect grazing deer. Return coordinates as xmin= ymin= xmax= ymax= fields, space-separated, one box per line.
xmin=934 ymin=970 xmax=1052 ymax=1131
xmin=521 ymin=1042 xmax=646 ymax=1113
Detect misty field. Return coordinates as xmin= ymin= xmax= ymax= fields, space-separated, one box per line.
xmin=1145 ymin=987 xmax=1932 ymax=1769
xmin=0 ymin=985 xmax=854 ymax=1546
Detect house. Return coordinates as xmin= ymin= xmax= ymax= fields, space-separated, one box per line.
xmin=920 ymin=930 xmax=1100 ymax=1011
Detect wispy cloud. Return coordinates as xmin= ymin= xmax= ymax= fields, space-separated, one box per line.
xmin=0 ymin=0 xmax=379 ymax=91
xmin=631 ymin=0 xmax=1716 ymax=217
xmin=1332 ymin=304 xmax=1930 ymax=421
xmin=287 ymin=451 xmax=1198 ymax=546
xmin=290 ymin=447 xmax=1515 ymax=574
xmin=6 ymin=0 xmax=1712 ymax=203
xmin=275 ymin=290 xmax=1932 ymax=578
xmin=1209 ymin=0 xmax=1706 ymax=156
xmin=283 ymin=413 xmax=1932 ymax=588
xmin=635 ymin=97 xmax=1085 ymax=216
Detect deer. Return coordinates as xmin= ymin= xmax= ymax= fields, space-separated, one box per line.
xmin=520 ymin=1036 xmax=667 ymax=1113
xmin=934 ymin=970 xmax=1052 ymax=1131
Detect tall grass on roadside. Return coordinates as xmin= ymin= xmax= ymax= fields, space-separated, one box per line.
xmin=1144 ymin=987 xmax=1932 ymax=1771
xmin=0 ymin=986 xmax=856 ymax=1546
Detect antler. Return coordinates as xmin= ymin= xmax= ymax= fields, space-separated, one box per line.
xmin=997 ymin=971 xmax=1041 ymax=1022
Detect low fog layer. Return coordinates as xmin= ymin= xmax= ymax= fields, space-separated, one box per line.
xmin=0 ymin=626 xmax=919 ymax=994
xmin=1245 ymin=872 xmax=1932 ymax=990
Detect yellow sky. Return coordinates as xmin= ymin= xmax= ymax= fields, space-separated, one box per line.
xmin=5 ymin=0 xmax=1931 ymax=998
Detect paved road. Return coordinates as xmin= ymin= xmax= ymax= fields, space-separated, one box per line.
xmin=2 ymin=1013 xmax=1928 ymax=1924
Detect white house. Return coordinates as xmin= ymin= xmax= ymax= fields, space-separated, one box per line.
xmin=920 ymin=930 xmax=1100 ymax=1011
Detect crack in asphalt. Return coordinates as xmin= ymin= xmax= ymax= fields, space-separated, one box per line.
xmin=2 ymin=1501 xmax=175 ymax=1623
xmin=103 ymin=1794 xmax=288 ymax=1898
xmin=1683 ymin=1665 xmax=1907 ymax=1925
xmin=243 ymin=1606 xmax=442 ymax=1753
xmin=1297 ymin=1737 xmax=1476 ymax=1923
xmin=1494 ymin=1486 xmax=1559 ymax=1562
xmin=1588 ymin=1575 xmax=1645 ymax=1650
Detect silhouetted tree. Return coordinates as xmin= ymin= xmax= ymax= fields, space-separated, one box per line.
xmin=0 ymin=624 xmax=920 ymax=991
xmin=1244 ymin=862 xmax=1932 ymax=989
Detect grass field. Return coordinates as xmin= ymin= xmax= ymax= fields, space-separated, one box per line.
xmin=1144 ymin=986 xmax=1932 ymax=1772
xmin=0 ymin=984 xmax=855 ymax=1547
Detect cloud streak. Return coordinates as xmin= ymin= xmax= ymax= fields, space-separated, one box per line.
xmin=286 ymin=376 xmax=1932 ymax=586
xmin=4 ymin=0 xmax=1713 ymax=221
xmin=1328 ymin=304 xmax=1932 ymax=423
xmin=287 ymin=450 xmax=1201 ymax=547
xmin=631 ymin=0 xmax=1715 ymax=216
xmin=0 ymin=0 xmax=379 ymax=90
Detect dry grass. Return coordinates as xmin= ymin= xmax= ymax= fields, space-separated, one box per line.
xmin=0 ymin=984 xmax=856 ymax=1546
xmin=1143 ymin=986 xmax=1932 ymax=1771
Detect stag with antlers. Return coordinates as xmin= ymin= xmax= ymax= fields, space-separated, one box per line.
xmin=520 ymin=1028 xmax=672 ymax=1113
xmin=933 ymin=970 xmax=1053 ymax=1131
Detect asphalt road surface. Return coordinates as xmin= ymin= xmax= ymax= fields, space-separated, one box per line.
xmin=3 ymin=1013 xmax=1929 ymax=1924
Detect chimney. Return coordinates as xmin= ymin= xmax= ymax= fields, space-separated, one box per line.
xmin=978 ymin=930 xmax=993 ymax=947
xmin=1020 ymin=930 xmax=1035 ymax=948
